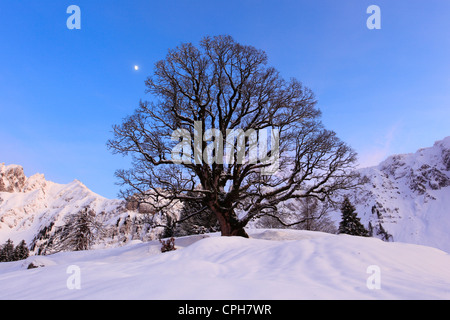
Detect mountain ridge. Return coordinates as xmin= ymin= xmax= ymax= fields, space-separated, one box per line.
xmin=341 ymin=136 xmax=450 ymax=252
xmin=0 ymin=163 xmax=135 ymax=252
xmin=1 ymin=136 xmax=449 ymax=253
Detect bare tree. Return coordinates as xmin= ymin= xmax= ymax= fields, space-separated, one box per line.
xmin=257 ymin=197 xmax=337 ymax=233
xmin=108 ymin=35 xmax=358 ymax=237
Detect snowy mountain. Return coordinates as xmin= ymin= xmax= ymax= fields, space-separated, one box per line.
xmin=0 ymin=229 xmax=449 ymax=299
xmin=0 ymin=164 xmax=170 ymax=254
xmin=340 ymin=136 xmax=450 ymax=253
xmin=1 ymin=136 xmax=449 ymax=256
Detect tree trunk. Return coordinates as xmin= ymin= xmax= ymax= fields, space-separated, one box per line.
xmin=211 ymin=206 xmax=249 ymax=238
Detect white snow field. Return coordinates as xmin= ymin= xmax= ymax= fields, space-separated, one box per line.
xmin=1 ymin=229 xmax=449 ymax=300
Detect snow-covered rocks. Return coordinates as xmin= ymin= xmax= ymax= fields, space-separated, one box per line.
xmin=21 ymin=256 xmax=57 ymax=270
xmin=0 ymin=164 xmax=27 ymax=193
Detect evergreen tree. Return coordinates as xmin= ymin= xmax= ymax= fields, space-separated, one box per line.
xmin=338 ymin=197 xmax=369 ymax=236
xmin=0 ymin=239 xmax=15 ymax=262
xmin=173 ymin=191 xmax=219 ymax=237
xmin=14 ymin=240 xmax=30 ymax=261
xmin=48 ymin=207 xmax=104 ymax=253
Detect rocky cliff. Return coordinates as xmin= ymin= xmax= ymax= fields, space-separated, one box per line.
xmin=0 ymin=164 xmax=26 ymax=193
xmin=340 ymin=137 xmax=450 ymax=252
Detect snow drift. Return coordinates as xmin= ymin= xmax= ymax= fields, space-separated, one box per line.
xmin=0 ymin=229 xmax=449 ymax=300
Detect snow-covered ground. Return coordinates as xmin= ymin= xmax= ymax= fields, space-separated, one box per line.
xmin=1 ymin=229 xmax=449 ymax=300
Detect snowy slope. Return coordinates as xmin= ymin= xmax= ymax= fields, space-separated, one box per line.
xmin=0 ymin=164 xmax=182 ymax=253
xmin=0 ymin=164 xmax=130 ymax=251
xmin=338 ymin=137 xmax=450 ymax=253
xmin=0 ymin=229 xmax=449 ymax=300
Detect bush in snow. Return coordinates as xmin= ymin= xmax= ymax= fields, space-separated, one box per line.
xmin=160 ymin=237 xmax=176 ymax=253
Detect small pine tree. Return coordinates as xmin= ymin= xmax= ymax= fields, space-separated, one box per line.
xmin=338 ymin=197 xmax=369 ymax=237
xmin=0 ymin=239 xmax=15 ymax=262
xmin=14 ymin=240 xmax=30 ymax=261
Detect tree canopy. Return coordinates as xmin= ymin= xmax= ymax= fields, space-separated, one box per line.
xmin=108 ymin=35 xmax=359 ymax=237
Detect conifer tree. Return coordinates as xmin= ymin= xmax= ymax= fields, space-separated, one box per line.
xmin=14 ymin=240 xmax=30 ymax=261
xmin=338 ymin=197 xmax=369 ymax=236
xmin=0 ymin=239 xmax=15 ymax=262
xmin=174 ymin=191 xmax=219 ymax=236
xmin=49 ymin=208 xmax=104 ymax=252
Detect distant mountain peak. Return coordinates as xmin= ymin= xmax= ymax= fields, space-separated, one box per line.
xmin=0 ymin=163 xmax=27 ymax=193
xmin=0 ymin=164 xmax=171 ymax=254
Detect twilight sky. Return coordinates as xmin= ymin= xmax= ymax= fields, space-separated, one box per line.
xmin=1 ymin=0 xmax=449 ymax=198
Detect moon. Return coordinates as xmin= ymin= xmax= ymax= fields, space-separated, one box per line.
xmin=134 ymin=65 xmax=139 ymax=71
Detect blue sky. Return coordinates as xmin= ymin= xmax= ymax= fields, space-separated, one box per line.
xmin=1 ymin=0 xmax=449 ymax=198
